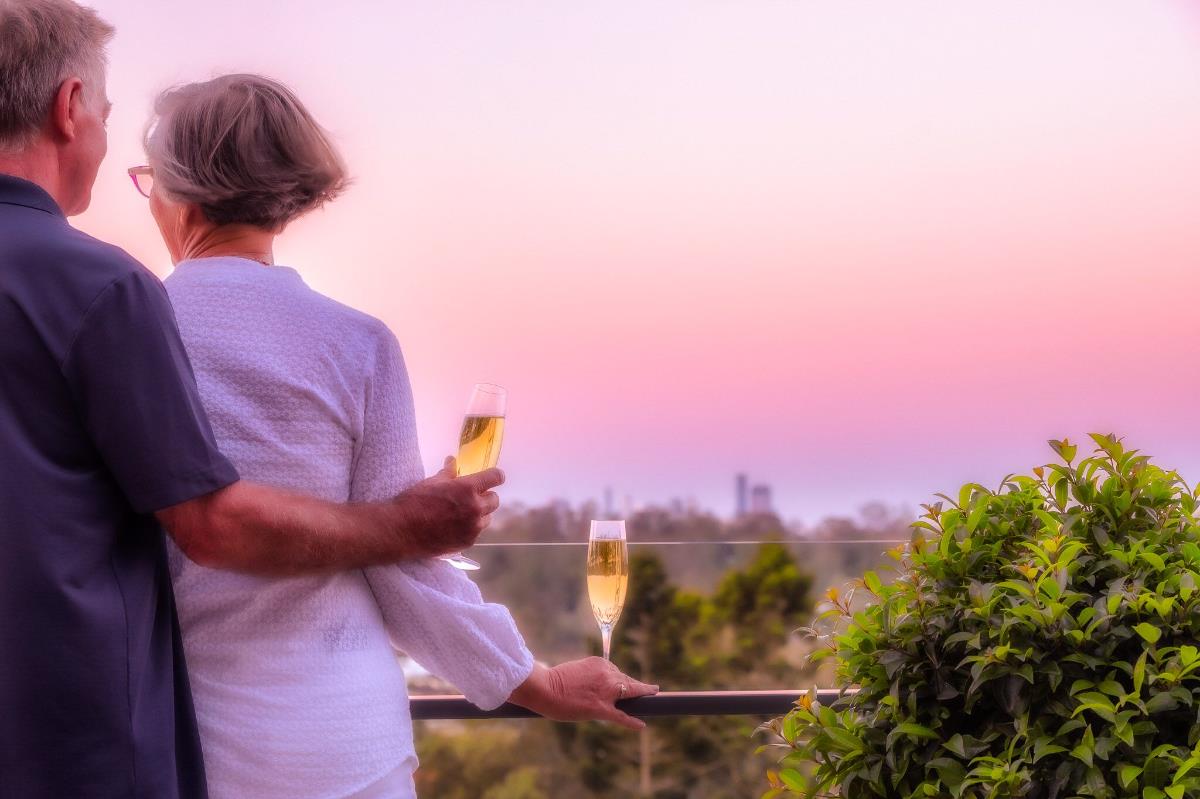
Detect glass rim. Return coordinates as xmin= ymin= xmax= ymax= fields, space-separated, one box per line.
xmin=589 ymin=519 xmax=626 ymax=539
xmin=471 ymin=382 xmax=507 ymax=395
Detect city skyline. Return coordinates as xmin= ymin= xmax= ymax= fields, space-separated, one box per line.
xmin=511 ymin=476 xmax=904 ymax=532
xmin=75 ymin=0 xmax=1200 ymax=522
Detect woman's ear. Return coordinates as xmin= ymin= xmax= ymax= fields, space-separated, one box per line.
xmin=171 ymin=203 xmax=223 ymax=262
xmin=149 ymin=189 xmax=203 ymax=265
xmin=180 ymin=203 xmax=206 ymax=231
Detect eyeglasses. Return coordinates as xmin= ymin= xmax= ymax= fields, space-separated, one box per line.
xmin=127 ymin=165 xmax=154 ymax=198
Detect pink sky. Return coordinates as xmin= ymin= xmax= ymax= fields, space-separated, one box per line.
xmin=77 ymin=1 xmax=1200 ymax=521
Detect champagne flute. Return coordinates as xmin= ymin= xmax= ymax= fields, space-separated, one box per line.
xmin=587 ymin=520 xmax=629 ymax=661
xmin=442 ymin=383 xmax=507 ymax=571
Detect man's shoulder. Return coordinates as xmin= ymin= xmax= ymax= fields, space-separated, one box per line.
xmin=0 ymin=211 xmax=166 ymax=362
xmin=1 ymin=210 xmax=154 ymax=296
xmin=36 ymin=221 xmax=148 ymax=285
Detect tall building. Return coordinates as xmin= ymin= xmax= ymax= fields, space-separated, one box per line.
xmin=750 ymin=483 xmax=773 ymax=515
xmin=735 ymin=473 xmax=748 ymax=518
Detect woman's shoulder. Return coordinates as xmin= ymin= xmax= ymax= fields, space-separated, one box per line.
xmin=313 ymin=293 xmax=397 ymax=345
xmin=166 ymin=260 xmax=403 ymax=362
xmin=297 ymin=286 xmax=403 ymax=361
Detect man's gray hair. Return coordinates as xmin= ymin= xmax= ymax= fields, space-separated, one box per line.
xmin=147 ymin=74 xmax=348 ymax=231
xmin=0 ymin=0 xmax=114 ymax=152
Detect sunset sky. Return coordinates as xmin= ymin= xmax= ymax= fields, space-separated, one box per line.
xmin=77 ymin=1 xmax=1200 ymax=522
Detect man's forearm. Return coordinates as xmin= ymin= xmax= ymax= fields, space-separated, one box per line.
xmin=159 ymin=465 xmax=501 ymax=577
xmin=159 ymin=480 xmax=414 ymax=576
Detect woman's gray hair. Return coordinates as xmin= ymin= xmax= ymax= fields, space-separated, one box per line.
xmin=0 ymin=0 xmax=114 ymax=152
xmin=146 ymin=74 xmax=349 ymax=230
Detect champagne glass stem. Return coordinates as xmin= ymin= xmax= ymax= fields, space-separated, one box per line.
xmin=601 ymin=623 xmax=613 ymax=661
xmin=443 ymin=553 xmax=481 ymax=571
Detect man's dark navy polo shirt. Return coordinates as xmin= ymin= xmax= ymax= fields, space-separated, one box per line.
xmin=0 ymin=174 xmax=238 ymax=798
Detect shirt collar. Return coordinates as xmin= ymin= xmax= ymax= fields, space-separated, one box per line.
xmin=172 ymin=257 xmax=304 ymax=283
xmin=0 ymin=173 xmax=65 ymax=218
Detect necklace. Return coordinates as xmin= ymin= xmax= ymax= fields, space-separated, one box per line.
xmin=224 ymin=252 xmax=274 ymax=266
xmin=192 ymin=252 xmax=274 ymax=266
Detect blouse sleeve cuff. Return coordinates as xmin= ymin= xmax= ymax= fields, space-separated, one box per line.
xmin=462 ymin=646 xmax=536 ymax=712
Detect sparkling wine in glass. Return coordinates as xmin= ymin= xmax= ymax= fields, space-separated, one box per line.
xmin=587 ymin=520 xmax=629 ymax=661
xmin=442 ymin=383 xmax=507 ymax=571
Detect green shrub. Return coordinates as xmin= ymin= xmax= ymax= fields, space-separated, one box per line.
xmin=762 ymin=435 xmax=1200 ymax=798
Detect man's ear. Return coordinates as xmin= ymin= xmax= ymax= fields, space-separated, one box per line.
xmin=49 ymin=77 xmax=86 ymax=143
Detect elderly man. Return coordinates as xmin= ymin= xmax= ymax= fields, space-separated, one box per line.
xmin=0 ymin=2 xmax=652 ymax=797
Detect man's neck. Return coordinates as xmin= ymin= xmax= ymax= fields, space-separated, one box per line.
xmin=0 ymin=145 xmax=66 ymax=211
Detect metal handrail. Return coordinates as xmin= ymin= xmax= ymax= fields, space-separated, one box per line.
xmin=410 ymin=689 xmax=845 ymax=720
xmin=471 ymin=539 xmax=907 ymax=547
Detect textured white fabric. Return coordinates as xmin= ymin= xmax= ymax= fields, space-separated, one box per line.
xmin=163 ymin=257 xmax=534 ymax=799
xmin=343 ymin=762 xmax=417 ymax=799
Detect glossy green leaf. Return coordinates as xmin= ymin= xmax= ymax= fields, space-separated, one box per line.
xmin=1134 ymin=623 xmax=1162 ymax=645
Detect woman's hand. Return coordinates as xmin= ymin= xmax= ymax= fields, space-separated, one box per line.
xmin=508 ymin=658 xmax=659 ymax=730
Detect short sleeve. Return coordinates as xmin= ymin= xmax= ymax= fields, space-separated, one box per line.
xmin=61 ymin=269 xmax=238 ymax=513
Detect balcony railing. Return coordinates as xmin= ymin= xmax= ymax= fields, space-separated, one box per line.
xmin=410 ymin=689 xmax=842 ymax=719
xmin=406 ymin=533 xmax=892 ymax=726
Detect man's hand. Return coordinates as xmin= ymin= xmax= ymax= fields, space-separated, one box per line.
xmin=508 ymin=658 xmax=659 ymax=730
xmin=394 ymin=457 xmax=504 ymax=558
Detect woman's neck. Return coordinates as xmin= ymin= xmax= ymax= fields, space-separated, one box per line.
xmin=181 ymin=224 xmax=277 ymax=265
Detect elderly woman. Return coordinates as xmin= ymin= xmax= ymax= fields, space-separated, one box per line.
xmin=131 ymin=73 xmax=655 ymax=799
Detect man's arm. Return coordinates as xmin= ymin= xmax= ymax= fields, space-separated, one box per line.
xmin=157 ymin=462 xmax=503 ymax=576
xmin=57 ymin=268 xmax=502 ymax=576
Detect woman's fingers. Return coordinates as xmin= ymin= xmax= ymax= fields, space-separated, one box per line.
xmin=605 ymin=664 xmax=659 ymax=700
xmin=602 ymin=705 xmax=647 ymax=731
xmin=621 ymin=680 xmax=659 ymax=699
xmin=601 ymin=675 xmax=657 ymax=729
xmin=537 ymin=658 xmax=660 ymax=729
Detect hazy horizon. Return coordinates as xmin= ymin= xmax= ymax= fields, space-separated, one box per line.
xmin=75 ymin=1 xmax=1200 ymax=522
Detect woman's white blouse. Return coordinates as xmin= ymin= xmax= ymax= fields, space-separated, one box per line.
xmin=163 ymin=257 xmax=533 ymax=799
